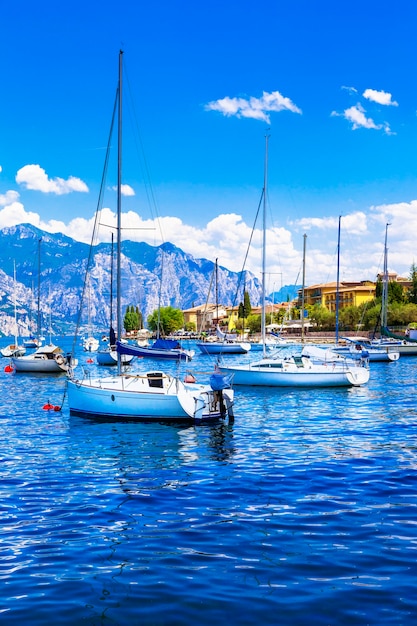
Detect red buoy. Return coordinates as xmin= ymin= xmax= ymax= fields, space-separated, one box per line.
xmin=42 ymin=403 xmax=54 ymax=410
xmin=87 ymin=358 xmax=94 ymax=363
xmin=4 ymin=364 xmax=14 ymax=373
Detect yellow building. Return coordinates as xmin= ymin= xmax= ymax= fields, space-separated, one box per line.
xmin=182 ymin=303 xmax=228 ymax=332
xmin=300 ymin=281 xmax=375 ymax=312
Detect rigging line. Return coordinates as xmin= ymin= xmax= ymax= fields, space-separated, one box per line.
xmin=71 ymin=86 xmax=119 ymax=356
xmin=124 ymin=60 xmax=165 ymax=245
xmin=230 ymin=188 xmax=264 ymax=310
xmin=99 ymin=222 xmax=154 ymax=231
xmin=198 ymin=264 xmax=216 ymax=334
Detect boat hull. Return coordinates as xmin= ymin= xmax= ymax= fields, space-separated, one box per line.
xmin=196 ymin=342 xmax=251 ymax=355
xmin=1 ymin=344 xmax=26 ymax=358
xmin=67 ymin=374 xmax=234 ymax=421
xmin=219 ymin=362 xmax=369 ymax=387
xmin=11 ymin=344 xmax=69 ymax=373
xmin=11 ymin=356 xmax=67 ymax=373
xmin=96 ymin=350 xmax=134 ymax=366
xmin=117 ymin=341 xmax=194 ymax=361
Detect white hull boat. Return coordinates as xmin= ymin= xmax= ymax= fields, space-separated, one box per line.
xmin=220 ymin=353 xmax=369 ymax=387
xmin=67 ymin=52 xmax=234 ymax=423
xmin=219 ymin=137 xmax=369 ymax=389
xmin=96 ymin=347 xmax=134 ymax=366
xmin=68 ymin=371 xmax=234 ymax=421
xmin=1 ymin=343 xmax=26 ymax=358
xmin=196 ymin=341 xmax=251 ymax=355
xmin=11 ymin=344 xmax=72 ymax=373
xmin=332 ymin=337 xmax=400 ymax=362
xmin=83 ymin=336 xmax=99 ymax=352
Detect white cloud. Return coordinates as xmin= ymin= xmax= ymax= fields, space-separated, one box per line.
xmin=331 ymin=103 xmax=392 ymax=134
xmin=341 ymin=86 xmax=358 ymax=95
xmin=292 ymin=212 xmax=368 ymax=236
xmin=363 ymin=88 xmax=398 ymax=106
xmin=1 ymin=192 xmax=417 ymax=288
xmin=110 ymin=184 xmax=135 ymax=196
xmin=0 ymin=200 xmax=43 ymax=228
xmin=205 ymin=90 xmax=302 ymax=123
xmin=16 ymin=164 xmax=89 ymax=195
xmin=0 ymin=190 xmax=20 ymax=206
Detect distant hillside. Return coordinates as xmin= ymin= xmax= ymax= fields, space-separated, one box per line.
xmin=0 ymin=224 xmax=267 ymax=336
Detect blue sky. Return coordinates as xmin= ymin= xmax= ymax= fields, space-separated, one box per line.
xmin=1 ymin=0 xmax=417 ymax=292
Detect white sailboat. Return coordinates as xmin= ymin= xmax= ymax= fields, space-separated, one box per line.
xmin=67 ymin=51 xmax=234 ymax=421
xmin=370 ymin=223 xmax=417 ymax=356
xmin=1 ymin=261 xmax=26 ymax=358
xmin=219 ymin=134 xmax=370 ymax=388
xmin=11 ymin=239 xmax=72 ymax=373
xmin=196 ymin=259 xmax=251 ymax=355
xmin=320 ymin=217 xmax=399 ymax=363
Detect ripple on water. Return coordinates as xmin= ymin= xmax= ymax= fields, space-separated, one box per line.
xmin=1 ymin=347 xmax=417 ymax=623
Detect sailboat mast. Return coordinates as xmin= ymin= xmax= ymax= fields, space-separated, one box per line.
xmin=37 ymin=238 xmax=41 ymax=342
xmin=301 ymin=233 xmax=306 ymax=342
xmin=335 ymin=215 xmax=341 ymax=345
xmin=215 ymin=258 xmax=219 ymax=326
xmin=261 ymin=133 xmax=269 ymax=354
xmin=110 ymin=232 xmax=114 ymax=334
xmin=13 ymin=260 xmax=18 ymax=345
xmin=116 ymin=50 xmax=123 ymax=374
xmin=381 ymin=222 xmax=390 ymax=330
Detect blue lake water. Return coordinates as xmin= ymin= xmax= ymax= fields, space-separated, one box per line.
xmin=1 ymin=337 xmax=417 ymax=624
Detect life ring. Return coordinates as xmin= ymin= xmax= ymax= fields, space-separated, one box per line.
xmin=56 ymin=354 xmax=65 ymax=365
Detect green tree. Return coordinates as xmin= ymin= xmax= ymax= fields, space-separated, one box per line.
xmin=389 ymin=281 xmax=405 ymax=303
xmin=238 ymin=290 xmax=252 ymax=319
xmin=409 ymin=263 xmax=417 ymax=304
xmin=147 ymin=306 xmax=184 ymax=335
xmin=246 ymin=313 xmax=261 ymax=333
xmin=309 ymin=305 xmax=334 ymax=330
xmin=124 ymin=304 xmax=141 ymax=333
xmin=339 ymin=306 xmax=361 ymax=330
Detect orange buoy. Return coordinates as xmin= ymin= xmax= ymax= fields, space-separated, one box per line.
xmin=86 ymin=358 xmax=94 ymax=363
xmin=184 ymin=374 xmax=196 ymax=383
xmin=53 ymin=406 xmax=61 ymax=412
xmin=4 ymin=364 xmax=14 ymax=373
xmin=42 ymin=403 xmax=54 ymax=410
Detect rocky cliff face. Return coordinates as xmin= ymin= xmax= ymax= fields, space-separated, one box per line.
xmin=0 ymin=224 xmax=263 ymax=336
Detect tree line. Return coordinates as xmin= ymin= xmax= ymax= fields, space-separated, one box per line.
xmin=122 ymin=265 xmax=417 ymax=335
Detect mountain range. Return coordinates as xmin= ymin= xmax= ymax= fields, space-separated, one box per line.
xmin=0 ymin=224 xmax=300 ymax=337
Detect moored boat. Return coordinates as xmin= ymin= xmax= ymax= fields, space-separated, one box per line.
xmin=11 ymin=344 xmax=72 ymax=373
xmin=67 ymin=51 xmax=234 ymax=422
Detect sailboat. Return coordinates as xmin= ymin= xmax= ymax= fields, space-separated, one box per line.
xmin=369 ymin=223 xmax=417 ymax=356
xmin=67 ymin=51 xmax=234 ymax=420
xmin=219 ymin=134 xmax=370 ymax=388
xmin=195 ymin=259 xmax=251 ymax=355
xmin=11 ymin=239 xmax=72 ymax=373
xmin=320 ymin=217 xmax=400 ymax=363
xmin=1 ymin=261 xmax=26 ymax=358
